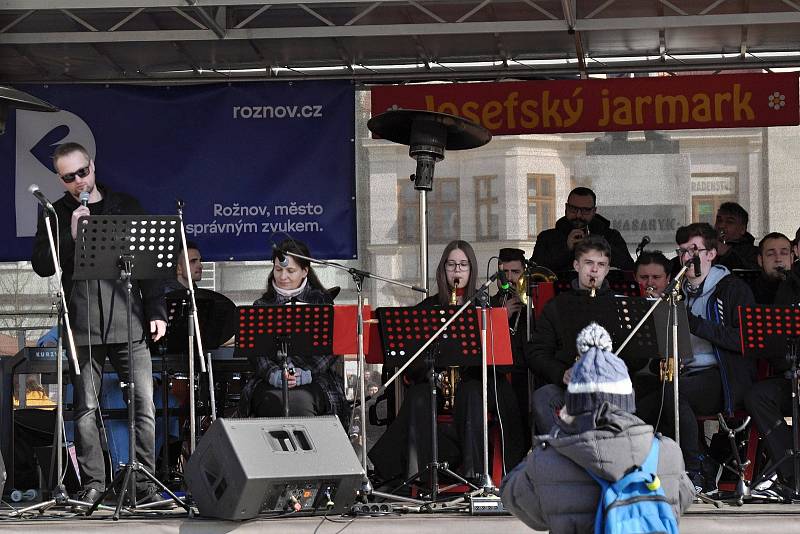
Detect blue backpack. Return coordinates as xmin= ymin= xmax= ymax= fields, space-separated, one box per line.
xmin=586 ymin=437 xmax=678 ymax=534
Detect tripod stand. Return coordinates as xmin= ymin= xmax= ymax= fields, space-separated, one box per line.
xmin=376 ymin=274 xmax=512 ymax=501
xmin=10 ymin=204 xmax=90 ymax=518
xmin=63 ymin=214 xmax=188 ymax=519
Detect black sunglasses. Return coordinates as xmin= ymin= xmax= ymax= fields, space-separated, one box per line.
xmin=60 ymin=165 xmax=91 ymax=183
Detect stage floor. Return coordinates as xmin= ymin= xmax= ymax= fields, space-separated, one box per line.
xmin=1 ymin=501 xmax=800 ymax=533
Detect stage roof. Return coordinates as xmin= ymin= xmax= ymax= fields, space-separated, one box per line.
xmin=1 ymin=0 xmax=800 ymax=84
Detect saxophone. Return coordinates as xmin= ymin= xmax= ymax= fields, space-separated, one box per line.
xmin=443 ymin=277 xmax=461 ymax=411
xmin=450 ymin=277 xmax=460 ymax=305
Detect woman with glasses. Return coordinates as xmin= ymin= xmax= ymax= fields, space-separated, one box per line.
xmin=370 ymin=240 xmax=525 ymax=486
xmin=237 ymin=239 xmax=348 ymax=429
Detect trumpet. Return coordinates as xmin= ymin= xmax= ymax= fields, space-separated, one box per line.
xmin=645 ymin=285 xmax=657 ymax=298
xmin=589 ymin=277 xmax=597 ymax=298
xmin=718 ymin=228 xmax=727 ymax=245
xmin=450 ymin=277 xmax=460 ymax=305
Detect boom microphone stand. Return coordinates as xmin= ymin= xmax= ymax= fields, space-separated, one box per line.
xmin=277 ymin=244 xmax=427 ymax=500
xmin=616 ymin=262 xmax=691 ymax=446
xmin=175 ymin=200 xmax=208 ymax=454
xmin=10 ymin=203 xmax=88 ymax=517
xmin=378 ymin=273 xmax=506 ymax=501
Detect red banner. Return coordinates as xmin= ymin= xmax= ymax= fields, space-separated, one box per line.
xmin=370 ymin=73 xmax=799 ymax=135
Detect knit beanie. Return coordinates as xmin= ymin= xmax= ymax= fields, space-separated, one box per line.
xmin=565 ymin=322 xmax=635 ymax=414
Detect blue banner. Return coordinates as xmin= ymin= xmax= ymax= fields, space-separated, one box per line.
xmin=1 ymin=81 xmax=356 ymax=261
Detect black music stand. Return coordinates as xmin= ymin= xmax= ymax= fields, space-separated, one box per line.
xmin=376 ymin=306 xmax=483 ymax=499
xmin=235 ymin=305 xmax=334 ymax=417
xmin=740 ymin=305 xmax=800 ymax=501
xmin=72 ymin=215 xmax=189 ymax=518
xmin=554 ymin=295 xmax=690 ymax=364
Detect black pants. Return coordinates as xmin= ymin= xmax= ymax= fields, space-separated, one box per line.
xmin=637 ymin=367 xmax=722 ymax=472
xmin=250 ymin=381 xmax=329 ymax=418
xmin=454 ymin=375 xmax=526 ymax=479
xmin=71 ymin=342 xmax=155 ymax=493
xmin=368 ymin=383 xmax=460 ymax=482
xmin=744 ymin=376 xmax=794 ymax=483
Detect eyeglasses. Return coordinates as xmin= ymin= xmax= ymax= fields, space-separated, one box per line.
xmin=565 ymin=203 xmax=595 ymax=216
xmin=676 ymin=246 xmax=709 ymax=257
xmin=445 ymin=261 xmax=470 ymax=271
xmin=60 ymin=165 xmax=91 ymax=183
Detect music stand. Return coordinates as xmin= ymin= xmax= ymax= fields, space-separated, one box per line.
xmin=375 ymin=305 xmax=512 ymax=498
xmin=235 ymin=305 xmax=334 ymax=417
xmin=740 ymin=305 xmax=800 ymax=500
xmin=72 ymin=215 xmax=189 ymax=518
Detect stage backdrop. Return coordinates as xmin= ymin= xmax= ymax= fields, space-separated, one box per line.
xmin=1 ymin=81 xmax=356 ymax=262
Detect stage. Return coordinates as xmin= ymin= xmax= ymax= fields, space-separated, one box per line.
xmin=1 ymin=502 xmax=799 ymax=533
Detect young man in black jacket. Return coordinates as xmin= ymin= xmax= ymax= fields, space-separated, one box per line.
xmin=526 ymin=236 xmax=644 ymax=434
xmin=531 ymin=186 xmax=634 ymax=272
xmin=714 ymin=202 xmax=759 ymax=270
xmin=637 ymin=222 xmax=755 ymax=494
xmin=31 ymin=142 xmax=168 ymax=512
xmin=744 ymin=229 xmax=799 ymax=496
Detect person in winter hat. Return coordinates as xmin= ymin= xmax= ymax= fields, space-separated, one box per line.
xmin=501 ymin=323 xmax=694 ymax=533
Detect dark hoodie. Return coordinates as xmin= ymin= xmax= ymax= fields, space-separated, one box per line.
xmin=501 ymin=403 xmax=693 ymax=534
xmin=715 ymin=232 xmax=759 ymax=271
xmin=532 ymin=214 xmax=634 ymax=273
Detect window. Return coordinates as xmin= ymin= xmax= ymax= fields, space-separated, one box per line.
xmin=527 ymin=174 xmax=556 ymax=238
xmin=690 ymin=173 xmax=738 ymax=224
xmin=397 ymin=178 xmax=460 ymax=243
xmin=475 ymin=175 xmax=499 ymax=240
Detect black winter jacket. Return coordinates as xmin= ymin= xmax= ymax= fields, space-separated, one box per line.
xmin=31 ymin=184 xmax=166 ymax=346
xmin=524 ymin=282 xmax=648 ymax=387
xmin=531 ymin=214 xmax=634 ymax=273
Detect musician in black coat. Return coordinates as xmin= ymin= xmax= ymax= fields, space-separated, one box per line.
xmin=31 ymin=142 xmax=167 ymax=511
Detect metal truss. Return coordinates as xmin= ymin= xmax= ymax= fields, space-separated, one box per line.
xmin=0 ymin=0 xmax=799 ymax=83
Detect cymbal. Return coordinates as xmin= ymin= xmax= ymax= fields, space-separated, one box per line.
xmin=367 ymin=109 xmax=491 ymax=151
xmin=165 ymin=288 xmax=237 ymax=350
xmin=0 ymin=86 xmax=59 ymax=113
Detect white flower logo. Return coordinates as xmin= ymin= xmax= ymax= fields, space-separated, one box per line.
xmin=768 ymin=91 xmax=786 ymax=110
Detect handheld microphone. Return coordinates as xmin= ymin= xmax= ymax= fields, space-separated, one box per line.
xmin=80 ymin=191 xmax=90 ymax=207
xmin=497 ymin=269 xmax=511 ymax=292
xmin=272 ymin=243 xmax=290 ymax=268
xmin=636 ymin=235 xmax=651 ymax=255
xmin=28 ymin=184 xmax=54 ymax=211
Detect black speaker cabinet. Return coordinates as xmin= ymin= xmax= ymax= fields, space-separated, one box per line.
xmin=184 ymin=416 xmax=363 ymax=521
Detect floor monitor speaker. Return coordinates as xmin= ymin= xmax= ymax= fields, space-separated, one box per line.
xmin=184 ymin=416 xmax=363 ymax=521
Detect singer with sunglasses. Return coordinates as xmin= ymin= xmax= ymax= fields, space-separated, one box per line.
xmin=369 ymin=240 xmax=525 ymax=485
xmin=30 ymin=142 xmax=169 ymax=512
xmin=636 ymin=222 xmax=755 ymax=496
xmin=531 ymin=187 xmax=634 ymax=273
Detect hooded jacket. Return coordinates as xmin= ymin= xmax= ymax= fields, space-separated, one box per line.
xmin=501 ymin=403 xmax=694 ymax=534
xmin=683 ymin=265 xmax=755 ymax=413
xmin=31 ymin=184 xmax=166 ymax=345
xmin=531 ymin=214 xmax=634 ymax=273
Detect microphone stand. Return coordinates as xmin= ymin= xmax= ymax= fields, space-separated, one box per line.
xmin=615 ymin=262 xmax=690 ymax=446
xmin=175 ymin=200 xmax=207 ymax=455
xmin=279 ymin=247 xmax=427 ymax=501
xmin=10 ymin=208 xmax=90 ymax=517
xmin=378 ymin=274 xmax=503 ymax=501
